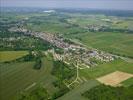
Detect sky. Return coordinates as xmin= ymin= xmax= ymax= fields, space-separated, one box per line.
xmin=1 ymin=0 xmax=133 ymax=10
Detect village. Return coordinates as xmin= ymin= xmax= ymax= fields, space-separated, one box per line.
xmin=1 ymin=5 xmax=133 ymax=100
xmin=9 ymin=27 xmax=114 ymax=68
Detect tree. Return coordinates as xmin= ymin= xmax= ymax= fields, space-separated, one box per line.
xmin=34 ymin=57 xmax=42 ymax=70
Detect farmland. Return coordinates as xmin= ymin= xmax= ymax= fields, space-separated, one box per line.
xmin=79 ymin=59 xmax=133 ymax=79
xmin=65 ymin=32 xmax=133 ymax=58
xmin=96 ymin=71 xmax=133 ymax=86
xmin=0 ymin=8 xmax=133 ymax=100
xmin=19 ymin=12 xmax=133 ymax=58
xmin=0 ymin=51 xmax=28 ymax=62
xmin=0 ymin=54 xmax=57 ymax=100
xmin=121 ymin=77 xmax=133 ymax=87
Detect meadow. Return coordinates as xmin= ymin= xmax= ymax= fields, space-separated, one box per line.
xmin=57 ymin=59 xmax=133 ymax=100
xmin=66 ymin=32 xmax=133 ymax=58
xmin=0 ymin=51 xmax=28 ymax=62
xmin=0 ymin=54 xmax=57 ymax=100
xmin=121 ymin=77 xmax=133 ymax=87
xmin=0 ymin=10 xmax=133 ymax=100
xmin=22 ymin=12 xmax=133 ymax=58
xmin=79 ymin=59 xmax=133 ymax=79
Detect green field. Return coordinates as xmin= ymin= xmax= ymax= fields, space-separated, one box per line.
xmin=121 ymin=77 xmax=133 ymax=87
xmin=2 ymin=52 xmax=132 ymax=100
xmin=0 ymin=55 xmax=57 ymax=100
xmin=57 ymin=59 xmax=133 ymax=100
xmin=0 ymin=51 xmax=28 ymax=62
xmin=66 ymin=32 xmax=133 ymax=58
xmin=1 ymin=12 xmax=132 ymax=58
xmin=1 ymin=11 xmax=133 ymax=100
xmin=79 ymin=59 xmax=133 ymax=79
xmin=23 ymin=13 xmax=133 ymax=58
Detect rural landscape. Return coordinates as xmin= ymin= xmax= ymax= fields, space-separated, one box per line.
xmin=0 ymin=0 xmax=133 ymax=100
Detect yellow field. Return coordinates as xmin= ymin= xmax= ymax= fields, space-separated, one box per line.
xmin=97 ymin=71 xmax=133 ymax=86
xmin=0 ymin=51 xmax=28 ymax=62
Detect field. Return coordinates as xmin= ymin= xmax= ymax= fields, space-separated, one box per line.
xmin=79 ymin=59 xmax=133 ymax=79
xmin=66 ymin=32 xmax=133 ymax=58
xmin=121 ymin=77 xmax=133 ymax=87
xmin=97 ymin=71 xmax=133 ymax=86
xmin=67 ymin=14 xmax=133 ymax=29
xmin=1 ymin=11 xmax=133 ymax=58
xmin=1 ymin=9 xmax=133 ymax=100
xmin=1 ymin=53 xmax=132 ymax=100
xmin=0 ymin=51 xmax=28 ymax=62
xmin=57 ymin=59 xmax=133 ymax=100
xmin=0 ymin=55 xmax=57 ymax=100
xmin=65 ymin=14 xmax=133 ymax=58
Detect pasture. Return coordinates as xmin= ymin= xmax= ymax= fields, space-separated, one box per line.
xmin=0 ymin=56 xmax=57 ymax=100
xmin=66 ymin=32 xmax=133 ymax=58
xmin=0 ymin=51 xmax=28 ymax=62
xmin=1 ymin=12 xmax=133 ymax=100
xmin=121 ymin=77 xmax=133 ymax=87
xmin=58 ymin=59 xmax=133 ymax=100
xmin=67 ymin=14 xmax=133 ymax=29
xmin=79 ymin=59 xmax=133 ymax=79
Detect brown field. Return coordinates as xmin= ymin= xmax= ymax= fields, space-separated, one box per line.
xmin=97 ymin=71 xmax=133 ymax=86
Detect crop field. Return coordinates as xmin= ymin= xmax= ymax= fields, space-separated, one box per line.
xmin=97 ymin=71 xmax=133 ymax=86
xmin=25 ymin=18 xmax=86 ymax=34
xmin=79 ymin=59 xmax=133 ymax=79
xmin=67 ymin=14 xmax=133 ymax=29
xmin=121 ymin=77 xmax=133 ymax=87
xmin=22 ymin=13 xmax=133 ymax=58
xmin=67 ymin=14 xmax=107 ymax=27
xmin=0 ymin=51 xmax=28 ymax=62
xmin=66 ymin=32 xmax=133 ymax=58
xmin=2 ymin=12 xmax=132 ymax=58
xmin=0 ymin=56 xmax=57 ymax=100
xmin=1 ymin=9 xmax=133 ymax=100
xmin=58 ymin=59 xmax=133 ymax=100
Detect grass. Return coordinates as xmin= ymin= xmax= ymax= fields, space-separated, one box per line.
xmin=25 ymin=21 xmax=86 ymax=34
xmin=79 ymin=59 xmax=133 ymax=79
xmin=66 ymin=32 xmax=133 ymax=58
xmin=121 ymin=77 xmax=133 ymax=87
xmin=3 ymin=12 xmax=132 ymax=58
xmin=1 ymin=12 xmax=133 ymax=100
xmin=0 ymin=55 xmax=57 ymax=100
xmin=0 ymin=51 xmax=28 ymax=62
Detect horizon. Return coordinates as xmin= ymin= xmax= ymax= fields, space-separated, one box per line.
xmin=1 ymin=0 xmax=133 ymax=11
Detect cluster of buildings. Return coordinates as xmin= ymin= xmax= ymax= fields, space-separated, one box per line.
xmin=9 ymin=27 xmax=70 ymax=49
xmin=9 ymin=27 xmax=114 ymax=68
xmin=63 ymin=47 xmax=114 ymax=67
xmin=45 ymin=38 xmax=114 ymax=68
xmin=86 ymin=24 xmax=109 ymax=32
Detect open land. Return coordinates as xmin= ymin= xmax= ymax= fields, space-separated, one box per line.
xmin=97 ymin=71 xmax=133 ymax=86
xmin=0 ymin=8 xmax=133 ymax=100
xmin=0 ymin=51 xmax=28 ymax=62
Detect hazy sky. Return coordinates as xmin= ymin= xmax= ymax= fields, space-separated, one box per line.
xmin=1 ymin=0 xmax=133 ymax=10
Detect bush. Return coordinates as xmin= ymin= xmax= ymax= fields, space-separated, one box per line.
xmin=82 ymin=84 xmax=133 ymax=100
xmin=18 ymin=86 xmax=50 ymax=100
xmin=33 ymin=57 xmax=42 ymax=70
xmin=51 ymin=60 xmax=75 ymax=80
